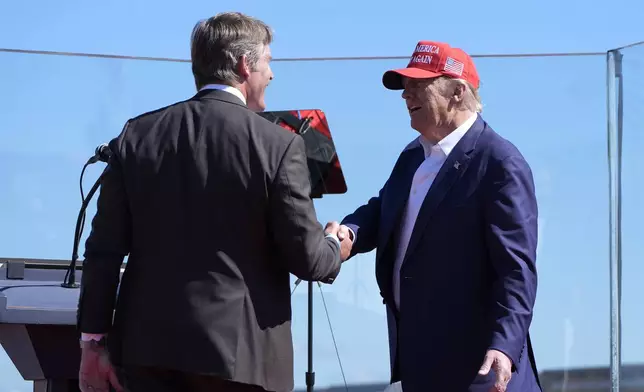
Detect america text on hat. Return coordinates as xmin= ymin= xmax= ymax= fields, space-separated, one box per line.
xmin=414 ymin=44 xmax=440 ymax=54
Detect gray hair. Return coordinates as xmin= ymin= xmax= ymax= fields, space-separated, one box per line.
xmin=434 ymin=76 xmax=483 ymax=113
xmin=190 ymin=12 xmax=273 ymax=88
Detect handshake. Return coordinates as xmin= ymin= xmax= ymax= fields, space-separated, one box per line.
xmin=324 ymin=221 xmax=353 ymax=261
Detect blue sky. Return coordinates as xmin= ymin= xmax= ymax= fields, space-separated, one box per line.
xmin=1 ymin=0 xmax=644 ymax=391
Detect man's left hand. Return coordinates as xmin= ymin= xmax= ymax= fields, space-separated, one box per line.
xmin=79 ymin=345 xmax=123 ymax=392
xmin=478 ymin=349 xmax=512 ymax=392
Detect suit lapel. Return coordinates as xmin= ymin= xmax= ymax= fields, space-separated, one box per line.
xmin=379 ymin=147 xmax=425 ymax=248
xmin=403 ymin=116 xmax=485 ymax=262
xmin=376 ymin=146 xmax=424 ymax=304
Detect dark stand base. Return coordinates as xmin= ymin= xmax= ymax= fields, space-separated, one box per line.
xmin=33 ymin=380 xmax=80 ymax=392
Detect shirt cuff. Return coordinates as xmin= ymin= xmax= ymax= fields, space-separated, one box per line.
xmin=346 ymin=227 xmax=355 ymax=242
xmin=325 ymin=233 xmax=340 ymax=248
xmin=81 ymin=333 xmax=107 ymax=341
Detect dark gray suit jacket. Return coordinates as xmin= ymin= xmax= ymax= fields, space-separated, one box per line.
xmin=77 ymin=88 xmax=342 ymax=392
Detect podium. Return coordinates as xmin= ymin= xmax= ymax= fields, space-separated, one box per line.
xmin=0 ymin=109 xmax=347 ymax=392
xmin=0 ymin=258 xmax=114 ymax=392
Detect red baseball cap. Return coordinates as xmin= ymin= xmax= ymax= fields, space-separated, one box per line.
xmin=382 ymin=41 xmax=480 ymax=90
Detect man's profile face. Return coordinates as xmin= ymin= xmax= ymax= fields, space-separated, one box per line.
xmin=245 ymin=45 xmax=273 ymax=112
xmin=401 ymin=77 xmax=451 ymax=133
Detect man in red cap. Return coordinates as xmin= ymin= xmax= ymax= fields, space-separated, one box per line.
xmin=329 ymin=41 xmax=542 ymax=391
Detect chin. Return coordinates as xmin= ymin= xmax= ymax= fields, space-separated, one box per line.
xmin=410 ymin=118 xmax=422 ymax=133
xmin=248 ymin=96 xmax=266 ymax=112
xmin=248 ymin=102 xmax=266 ymax=112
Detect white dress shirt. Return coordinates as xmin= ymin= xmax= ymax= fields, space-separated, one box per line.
xmin=392 ymin=113 xmax=478 ymax=309
xmin=200 ymin=83 xmax=247 ymax=104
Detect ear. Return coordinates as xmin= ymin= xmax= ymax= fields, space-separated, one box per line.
xmin=236 ymin=55 xmax=252 ymax=80
xmin=452 ymin=82 xmax=466 ymax=103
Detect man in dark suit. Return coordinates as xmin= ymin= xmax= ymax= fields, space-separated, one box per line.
xmin=331 ymin=41 xmax=541 ymax=392
xmin=77 ymin=12 xmax=345 ymax=392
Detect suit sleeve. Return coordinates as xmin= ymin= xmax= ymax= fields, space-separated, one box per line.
xmin=484 ymin=155 xmax=539 ymax=369
xmin=269 ymin=135 xmax=341 ymax=283
xmin=340 ymin=184 xmax=385 ymax=259
xmin=77 ymin=132 xmax=131 ymax=333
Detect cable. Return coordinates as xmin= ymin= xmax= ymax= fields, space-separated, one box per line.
xmin=317 ymin=282 xmax=349 ymax=392
xmin=290 ymin=279 xmax=349 ymax=391
xmin=63 ymin=161 xmax=90 ymax=285
xmin=0 ymin=47 xmax=606 ymax=64
xmin=79 ymin=162 xmax=90 ymax=239
xmin=63 ymin=163 xmax=104 ymax=287
xmin=0 ymin=48 xmax=189 ymax=63
xmin=613 ymin=40 xmax=644 ymax=51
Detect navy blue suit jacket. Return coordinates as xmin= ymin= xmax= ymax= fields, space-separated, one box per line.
xmin=342 ymin=115 xmax=541 ymax=392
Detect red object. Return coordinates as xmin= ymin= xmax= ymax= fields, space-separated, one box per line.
xmin=275 ymin=110 xmax=331 ymax=139
xmin=382 ymin=41 xmax=480 ymax=90
xmin=260 ymin=109 xmax=347 ymax=196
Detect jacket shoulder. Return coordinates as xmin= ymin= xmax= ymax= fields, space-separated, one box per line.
xmin=127 ymin=97 xmax=195 ymax=126
xmin=249 ymin=111 xmax=299 ymax=145
xmin=477 ymin=121 xmax=529 ymax=165
xmin=474 ymin=121 xmax=535 ymax=187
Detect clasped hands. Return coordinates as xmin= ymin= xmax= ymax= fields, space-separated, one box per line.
xmin=324 ymin=221 xmax=353 ymax=261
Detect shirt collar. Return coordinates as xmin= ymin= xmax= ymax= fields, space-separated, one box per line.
xmin=200 ymin=84 xmax=246 ymax=105
xmin=419 ymin=113 xmax=478 ymax=158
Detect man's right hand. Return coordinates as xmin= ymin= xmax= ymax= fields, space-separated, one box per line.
xmin=79 ymin=345 xmax=123 ymax=392
xmin=325 ymin=222 xmax=353 ymax=261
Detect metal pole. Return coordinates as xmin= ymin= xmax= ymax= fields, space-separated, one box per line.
xmin=606 ymin=48 xmax=623 ymax=392
xmin=32 ymin=380 xmax=46 ymax=392
xmin=306 ymin=280 xmax=315 ymax=392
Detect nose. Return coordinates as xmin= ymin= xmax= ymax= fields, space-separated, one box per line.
xmin=401 ymin=88 xmax=411 ymax=100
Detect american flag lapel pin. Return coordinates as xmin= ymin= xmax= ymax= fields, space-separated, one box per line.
xmin=454 ymin=161 xmax=461 ymax=170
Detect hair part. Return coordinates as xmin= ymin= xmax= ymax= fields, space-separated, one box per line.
xmin=434 ymin=76 xmax=483 ymax=113
xmin=190 ymin=12 xmax=273 ymax=89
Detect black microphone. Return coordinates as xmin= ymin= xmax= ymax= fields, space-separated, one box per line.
xmin=88 ymin=143 xmax=112 ymax=164
xmin=61 ymin=143 xmax=112 ymax=288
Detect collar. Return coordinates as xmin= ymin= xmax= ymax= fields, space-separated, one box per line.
xmin=418 ymin=112 xmax=478 ymax=158
xmin=199 ymin=84 xmax=246 ymax=105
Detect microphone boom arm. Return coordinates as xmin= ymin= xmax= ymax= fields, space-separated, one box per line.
xmin=62 ymin=144 xmax=112 ymax=288
xmin=62 ymin=170 xmax=104 ymax=288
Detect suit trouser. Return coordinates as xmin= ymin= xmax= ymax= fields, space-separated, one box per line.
xmin=119 ymin=366 xmax=270 ymax=392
